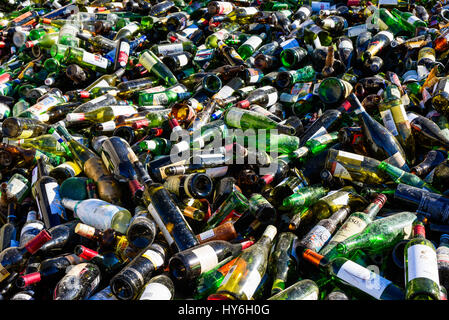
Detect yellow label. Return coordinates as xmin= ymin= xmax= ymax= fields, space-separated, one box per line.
xmin=0 ymin=263 xmax=10 ymax=282
xmin=390 ymin=104 xmax=408 ymax=124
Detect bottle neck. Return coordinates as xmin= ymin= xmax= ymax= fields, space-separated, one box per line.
xmin=362 ymin=193 xmax=387 ymax=220
xmin=24 ymin=230 xmax=52 ymax=254
xmin=413 ymin=223 xmax=426 ymax=239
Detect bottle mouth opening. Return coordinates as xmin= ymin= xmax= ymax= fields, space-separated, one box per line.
xmin=281 ymin=50 xmax=296 ymax=68
xmin=169 ymin=258 xmax=187 ymax=281
xmin=191 ymin=174 xmax=213 ymax=198
xmin=111 ymin=278 xmax=135 ymax=300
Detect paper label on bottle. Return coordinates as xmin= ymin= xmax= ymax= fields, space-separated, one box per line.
xmin=280 ymin=38 xmax=300 ymax=50
xmin=331 ymin=162 xmax=352 ymax=180
xmin=147 ymin=203 xmax=175 ymax=246
xmin=215 ymin=85 xmax=234 ymax=100
xmin=390 ymin=104 xmax=409 ymax=125
xmin=157 ymin=43 xmax=183 ymax=55
xmin=241 ymin=269 xmax=262 ymax=299
xmin=298 ymin=6 xmax=311 ymax=17
xmin=8 ymin=177 xmax=26 ymax=196
xmin=20 ymin=222 xmax=43 ymax=238
xmin=99 ymin=121 xmax=116 ymax=132
xmin=248 ymin=69 xmax=262 ymax=84
xmin=199 ymin=229 xmax=215 ymax=241
xmin=437 ymin=248 xmax=449 ymax=264
xmin=0 ymin=263 xmax=10 ymax=283
xmin=309 ymin=126 xmax=328 ymax=140
xmin=336 ymin=260 xmax=391 ymax=300
xmin=45 ymin=182 xmax=64 ymax=216
xmin=304 ymin=225 xmax=332 ymax=252
xmin=378 ymin=0 xmax=397 ymax=5
xmin=406 ymin=113 xmax=419 ymax=123
xmin=407 ymin=244 xmax=440 ymax=284
xmin=347 ymin=24 xmax=367 ymax=38
xmin=385 ymin=151 xmax=406 ymax=168
xmin=89 ymin=275 xmax=100 ymax=295
xmin=378 ymin=31 xmax=394 ymax=42
xmin=177 ymin=54 xmax=189 ymax=67
xmin=243 ymin=36 xmax=263 ymax=51
xmin=142 ymin=249 xmax=164 ymax=269
xmin=152 ymin=93 xmax=170 ymax=105
xmin=330 ymin=216 xmax=367 ymax=244
xmin=336 ymin=150 xmax=364 ymax=165
xmin=164 ymin=177 xmax=181 ymax=195
xmin=339 ymin=39 xmax=353 ymax=50
xmin=332 ymin=193 xmax=350 ymax=206
xmin=380 ymin=109 xmax=399 ymax=136
xmin=140 ymin=282 xmax=172 ymax=300
xmin=192 ymin=245 xmax=219 ymax=273
xmin=29 ymin=95 xmax=59 ymax=115
xmin=266 ymin=91 xmax=278 ymax=106
xmin=406 ymin=15 xmax=421 ymax=26
xmin=82 ymin=52 xmax=108 ymax=70
xmin=311 ymin=1 xmax=331 ymax=12
xmin=77 ymin=202 xmax=123 ymax=231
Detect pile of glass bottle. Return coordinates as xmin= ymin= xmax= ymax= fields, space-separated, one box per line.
xmin=0 ymin=0 xmax=449 ymax=301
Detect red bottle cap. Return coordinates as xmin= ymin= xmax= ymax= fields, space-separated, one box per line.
xmin=168 ymin=117 xmax=180 ymax=129
xmin=240 ymin=240 xmax=254 ymax=250
xmin=132 ymin=119 xmax=149 ymax=130
xmin=129 ymin=179 xmax=144 ymax=196
xmin=260 ymin=174 xmax=274 ymax=186
xmin=18 ymin=272 xmax=41 ymax=288
xmin=25 ymin=230 xmax=52 ymax=254
xmin=302 ymin=249 xmax=324 ymax=267
xmin=207 ymin=293 xmax=233 ymax=300
xmin=76 ymin=245 xmax=99 ymax=260
xmin=237 ymin=100 xmax=250 ymax=109
xmin=413 ymin=223 xmax=426 ymax=237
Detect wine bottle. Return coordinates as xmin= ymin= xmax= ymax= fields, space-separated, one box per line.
xmin=2 ymin=117 xmax=48 ymax=139
xmin=169 ymin=239 xmax=253 ymax=281
xmin=110 ymin=241 xmax=167 ymax=300
xmin=403 ymin=221 xmax=440 ymax=301
xmin=336 ymin=211 xmax=417 ymax=256
xmin=19 ymin=210 xmax=44 ymax=247
xmin=437 ymin=234 xmax=449 ymax=293
xmin=0 ymin=230 xmax=51 ymax=284
xmin=164 ymin=173 xmax=213 ymax=199
xmin=208 ymin=225 xmax=277 ymax=300
xmin=302 ymin=249 xmax=404 ymax=300
xmin=17 ymin=253 xmax=84 ymax=288
xmin=319 ymin=194 xmax=387 ymax=260
xmin=34 ymin=157 xmax=66 ymax=229
xmin=0 ymin=203 xmax=19 ymax=251
xmin=53 ymin=263 xmax=101 ymax=300
xmin=75 ymin=223 xmax=129 ymax=253
xmin=411 ymin=149 xmax=447 ymax=177
xmin=61 ymin=198 xmax=132 ymax=235
xmin=349 ymin=93 xmax=410 ymax=172
xmin=269 ymin=232 xmax=298 ymax=295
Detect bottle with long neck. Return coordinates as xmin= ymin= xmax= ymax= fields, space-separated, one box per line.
xmin=297 ymin=206 xmax=350 ymax=253
xmin=349 ymin=93 xmax=410 ymax=172
xmin=268 ymin=279 xmax=320 ymax=300
xmin=142 ymin=177 xmax=200 ymax=253
xmin=126 ymin=206 xmax=157 ymax=249
xmin=405 ymin=221 xmax=441 ymax=300
xmin=53 ymin=262 xmax=101 ymax=300
xmin=2 ymin=117 xmax=48 ymax=139
xmin=208 ymin=225 xmax=277 ymax=300
xmin=302 ymin=249 xmax=404 ymax=300
xmin=53 ymin=125 xmax=122 ymax=205
xmin=0 ymin=230 xmax=52 ymax=284
xmin=75 ymin=223 xmax=129 ymax=253
xmin=336 ymin=211 xmax=417 ymax=256
xmin=17 ymin=253 xmax=85 ymax=289
xmin=269 ymin=232 xmax=298 ymax=296
xmin=411 ymin=149 xmax=447 ymax=178
xmin=19 ymin=210 xmax=44 ymax=247
xmin=319 ymin=194 xmax=387 ymax=260
xmin=34 ymin=157 xmax=66 ymax=229
xmin=169 ymin=239 xmax=253 ymax=281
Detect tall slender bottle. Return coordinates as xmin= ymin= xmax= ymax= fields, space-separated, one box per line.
xmin=405 ymin=221 xmax=441 ymax=300
xmin=208 ymin=225 xmax=277 ymax=300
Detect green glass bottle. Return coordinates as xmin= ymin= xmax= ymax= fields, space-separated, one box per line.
xmin=378 ymin=161 xmax=440 ymax=193
xmin=302 ymin=249 xmax=404 ymax=300
xmin=269 ymin=232 xmax=298 ymax=295
xmin=3 ymin=135 xmax=67 ymax=156
xmin=275 ymin=66 xmax=316 ymax=89
xmin=62 ymin=47 xmax=111 ymax=73
xmin=282 ymin=186 xmax=329 ymax=210
xmin=336 ymin=211 xmax=417 ymax=256
xmin=138 ymin=50 xmax=178 ymax=86
xmin=319 ymin=194 xmax=387 ymax=260
xmin=268 ymin=279 xmax=319 ymax=300
xmin=405 ymin=221 xmax=441 ymax=300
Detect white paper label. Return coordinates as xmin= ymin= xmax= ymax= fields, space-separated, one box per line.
xmin=45 ymin=182 xmax=63 ymax=215
xmin=332 ymin=193 xmax=350 ymax=206
xmin=140 ymin=282 xmax=172 ymax=300
xmin=177 ymin=54 xmax=189 ymax=67
xmin=407 ymin=15 xmax=421 ymax=25
xmin=158 ymin=43 xmax=183 ymax=55
xmin=330 ymin=216 xmax=367 ymax=244
xmin=407 ymin=244 xmax=440 ymax=284
xmin=309 ymin=126 xmax=328 ymax=140
xmin=142 ymin=249 xmax=164 ymax=268
xmin=337 ymin=150 xmax=364 ymax=162
xmin=380 ymin=109 xmax=399 ymax=136
xmin=339 ymin=39 xmax=353 ymax=50
xmin=266 ymin=91 xmax=278 ymax=106
xmin=20 ymin=222 xmax=43 ymax=238
xmin=241 ymin=270 xmax=262 ymax=299
xmin=192 ymin=245 xmax=219 ymax=273
xmin=199 ymin=229 xmax=215 ymax=241
xmin=337 ymin=260 xmax=392 ymax=300
xmin=8 ymin=178 xmax=26 ymax=196
xmin=82 ymin=52 xmax=108 ymax=69
xmin=243 ymin=35 xmax=263 ymax=50
xmin=304 ymin=225 xmax=332 ymax=252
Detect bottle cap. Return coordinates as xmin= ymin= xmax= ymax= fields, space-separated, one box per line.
xmin=237 ymin=99 xmax=250 ymax=109
xmin=17 ymin=272 xmax=41 ymax=288
xmin=75 ymin=223 xmax=96 ymax=238
xmin=25 ymin=230 xmax=52 ymax=254
xmin=75 ymin=245 xmax=99 ymax=260
xmin=66 ymin=113 xmax=86 ymax=122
